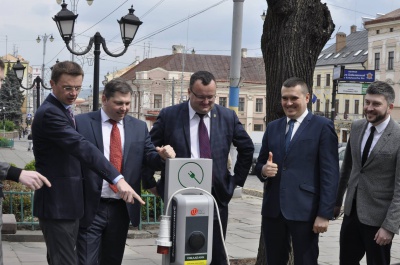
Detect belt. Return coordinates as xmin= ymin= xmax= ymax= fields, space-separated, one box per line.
xmin=100 ymin=197 xmax=122 ymax=203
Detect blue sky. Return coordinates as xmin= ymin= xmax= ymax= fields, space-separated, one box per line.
xmin=0 ymin=0 xmax=398 ymax=98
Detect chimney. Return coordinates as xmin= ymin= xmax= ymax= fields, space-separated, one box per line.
xmin=241 ymin=48 xmax=247 ymax=58
xmin=172 ymin=45 xmax=184 ymax=54
xmin=336 ymin=32 xmax=346 ymax=52
xmin=350 ymin=25 xmax=357 ymax=33
xmin=191 ymin=48 xmax=196 ymax=54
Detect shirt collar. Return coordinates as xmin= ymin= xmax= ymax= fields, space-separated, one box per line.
xmin=367 ymin=115 xmax=390 ymax=134
xmin=286 ymin=109 xmax=308 ymax=124
xmin=101 ymin=108 xmax=123 ymax=125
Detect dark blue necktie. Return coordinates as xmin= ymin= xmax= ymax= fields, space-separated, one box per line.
xmin=285 ymin=119 xmax=296 ymax=153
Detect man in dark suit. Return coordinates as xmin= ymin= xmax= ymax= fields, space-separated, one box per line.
xmin=255 ymin=77 xmax=339 ymax=265
xmin=75 ymin=79 xmax=175 ymax=265
xmin=32 ymin=61 xmax=144 ymax=265
xmin=334 ymin=81 xmax=400 ymax=265
xmin=143 ymin=70 xmax=254 ymax=265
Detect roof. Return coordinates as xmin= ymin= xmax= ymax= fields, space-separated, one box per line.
xmin=120 ymin=53 xmax=266 ymax=84
xmin=364 ymin=8 xmax=400 ymax=26
xmin=316 ymin=30 xmax=368 ymax=67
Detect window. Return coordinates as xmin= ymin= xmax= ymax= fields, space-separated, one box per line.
xmin=325 ymin=53 xmax=333 ymax=59
xmin=376 ymin=30 xmax=380 ymax=34
xmin=219 ymin=97 xmax=227 ymax=107
xmin=325 ymin=99 xmax=330 ymax=117
xmin=354 ymin=50 xmax=363 ymax=56
xmin=388 ymin=51 xmax=394 ymax=70
xmin=256 ymin=98 xmax=263 ymax=113
xmin=345 ymin=100 xmax=349 ymax=114
xmin=342 ymin=52 xmax=351 ymax=58
xmin=318 ymin=54 xmax=324 ymax=59
xmin=154 ymin=94 xmax=162 ymax=108
xmin=333 ymin=53 xmax=341 ymax=58
xmin=317 ymin=75 xmax=321 ymax=86
xmin=354 ymin=100 xmax=359 ymax=114
xmin=254 ymin=124 xmax=263 ymax=131
xmin=316 ymin=99 xmax=321 ymax=112
xmin=335 ymin=99 xmax=339 ymax=117
xmin=390 ymin=28 xmax=394 ymax=32
xmin=238 ymin=97 xmax=245 ymax=112
xmin=326 ymin=74 xmax=331 ymax=87
xmin=375 ymin=53 xmax=380 ymax=70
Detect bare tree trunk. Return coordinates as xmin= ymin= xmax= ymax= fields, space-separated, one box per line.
xmin=256 ymin=0 xmax=335 ymax=264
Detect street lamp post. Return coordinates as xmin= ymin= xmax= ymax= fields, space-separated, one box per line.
xmin=53 ymin=1 xmax=142 ymax=111
xmin=36 ymin=34 xmax=54 ymax=105
xmin=13 ymin=60 xmax=51 ymax=110
xmin=56 ymin=0 xmax=94 ymax=62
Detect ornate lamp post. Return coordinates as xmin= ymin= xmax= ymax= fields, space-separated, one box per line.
xmin=53 ymin=0 xmax=142 ymax=111
xmin=13 ymin=60 xmax=51 ymax=110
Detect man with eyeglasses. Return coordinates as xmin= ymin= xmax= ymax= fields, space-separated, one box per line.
xmin=143 ymin=70 xmax=254 ymax=265
xmin=31 ymin=61 xmax=145 ymax=265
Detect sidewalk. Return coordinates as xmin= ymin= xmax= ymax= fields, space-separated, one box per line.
xmin=1 ymin=140 xmax=400 ymax=264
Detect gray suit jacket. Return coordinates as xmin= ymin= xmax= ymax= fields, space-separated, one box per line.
xmin=336 ymin=118 xmax=400 ymax=234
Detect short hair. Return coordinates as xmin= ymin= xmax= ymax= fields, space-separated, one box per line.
xmin=51 ymin=61 xmax=84 ymax=84
xmin=189 ymin=71 xmax=216 ymax=90
xmin=103 ymin=78 xmax=133 ymax=99
xmin=0 ymin=59 xmax=4 ymax=70
xmin=366 ymin=81 xmax=395 ymax=104
xmin=282 ymin=77 xmax=309 ymax=95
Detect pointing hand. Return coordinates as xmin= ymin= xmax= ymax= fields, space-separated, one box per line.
xmin=262 ymin=152 xmax=278 ymax=177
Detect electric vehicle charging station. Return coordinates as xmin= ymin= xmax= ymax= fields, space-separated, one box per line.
xmin=156 ymin=158 xmax=214 ymax=265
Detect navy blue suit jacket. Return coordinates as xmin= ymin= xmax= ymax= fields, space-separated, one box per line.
xmin=32 ymin=95 xmax=120 ymax=219
xmin=255 ymin=112 xmax=339 ymax=221
xmin=76 ymin=110 xmax=165 ymax=227
xmin=143 ymin=102 xmax=254 ymax=207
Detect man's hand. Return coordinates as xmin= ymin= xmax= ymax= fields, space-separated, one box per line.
xmin=156 ymin=145 xmax=176 ymax=160
xmin=116 ymin=179 xmax=145 ymax=205
xmin=333 ymin=206 xmax=342 ymax=220
xmin=18 ymin=170 xmax=51 ymax=190
xmin=313 ymin=216 xmax=329 ymax=233
xmin=374 ymin=227 xmax=394 ymax=246
xmin=261 ymin=152 xmax=278 ymax=177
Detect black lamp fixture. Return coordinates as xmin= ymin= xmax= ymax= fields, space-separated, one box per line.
xmin=261 ymin=10 xmax=266 ymax=21
xmin=53 ymin=1 xmax=142 ymax=111
xmin=13 ymin=59 xmax=51 ymax=110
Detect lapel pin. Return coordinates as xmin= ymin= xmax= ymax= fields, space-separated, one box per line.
xmin=213 ymin=114 xmax=216 ymax=118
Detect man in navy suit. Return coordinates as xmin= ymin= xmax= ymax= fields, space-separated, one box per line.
xmin=255 ymin=77 xmax=339 ymax=265
xmin=143 ymin=70 xmax=254 ymax=265
xmin=75 ymin=79 xmax=175 ymax=265
xmin=32 ymin=61 xmax=144 ymax=265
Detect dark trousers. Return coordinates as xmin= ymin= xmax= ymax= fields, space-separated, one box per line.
xmin=77 ymin=199 xmax=130 ymax=265
xmin=210 ymin=204 xmax=228 ymax=265
xmin=262 ymin=214 xmax=319 ymax=265
xmin=39 ymin=218 xmax=79 ymax=265
xmin=340 ymin=200 xmax=392 ymax=265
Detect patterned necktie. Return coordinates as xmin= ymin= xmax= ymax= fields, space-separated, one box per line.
xmin=285 ymin=119 xmax=296 ymax=153
xmin=109 ymin=119 xmax=123 ymax=193
xmin=197 ymin=113 xmax=211 ymax=159
xmin=362 ymin=126 xmax=375 ymax=166
xmin=67 ymin=107 xmax=76 ymax=128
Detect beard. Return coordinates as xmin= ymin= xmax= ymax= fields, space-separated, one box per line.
xmin=365 ymin=110 xmax=388 ymax=125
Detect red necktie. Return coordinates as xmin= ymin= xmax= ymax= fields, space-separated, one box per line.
xmin=197 ymin=113 xmax=211 ymax=159
xmin=109 ymin=119 xmax=123 ymax=193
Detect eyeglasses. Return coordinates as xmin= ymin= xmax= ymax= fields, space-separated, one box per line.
xmin=190 ymin=88 xmax=216 ymax=101
xmin=63 ymin=86 xmax=82 ymax=92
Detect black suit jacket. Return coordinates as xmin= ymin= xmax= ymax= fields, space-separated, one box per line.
xmin=143 ymin=102 xmax=254 ymax=207
xmin=32 ymin=95 xmax=120 ymax=219
xmin=76 ymin=110 xmax=165 ymax=227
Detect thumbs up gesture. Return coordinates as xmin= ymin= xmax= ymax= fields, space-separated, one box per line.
xmin=261 ymin=152 xmax=278 ymax=178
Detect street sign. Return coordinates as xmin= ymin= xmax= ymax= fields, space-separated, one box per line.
xmin=342 ymin=69 xmax=375 ymax=82
xmin=338 ymin=83 xmax=369 ymax=95
xmin=333 ymin=65 xmax=345 ymax=80
xmin=27 ymin=114 xmax=32 ymax=118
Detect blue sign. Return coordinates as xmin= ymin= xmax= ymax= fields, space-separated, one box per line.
xmin=342 ymin=69 xmax=375 ymax=82
xmin=27 ymin=113 xmax=32 ymax=118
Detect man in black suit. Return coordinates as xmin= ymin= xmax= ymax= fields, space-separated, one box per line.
xmin=75 ymin=79 xmax=175 ymax=265
xmin=32 ymin=61 xmax=144 ymax=265
xmin=143 ymin=70 xmax=254 ymax=265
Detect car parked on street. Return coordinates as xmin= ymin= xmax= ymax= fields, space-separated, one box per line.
xmin=249 ymin=143 xmax=262 ymax=175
